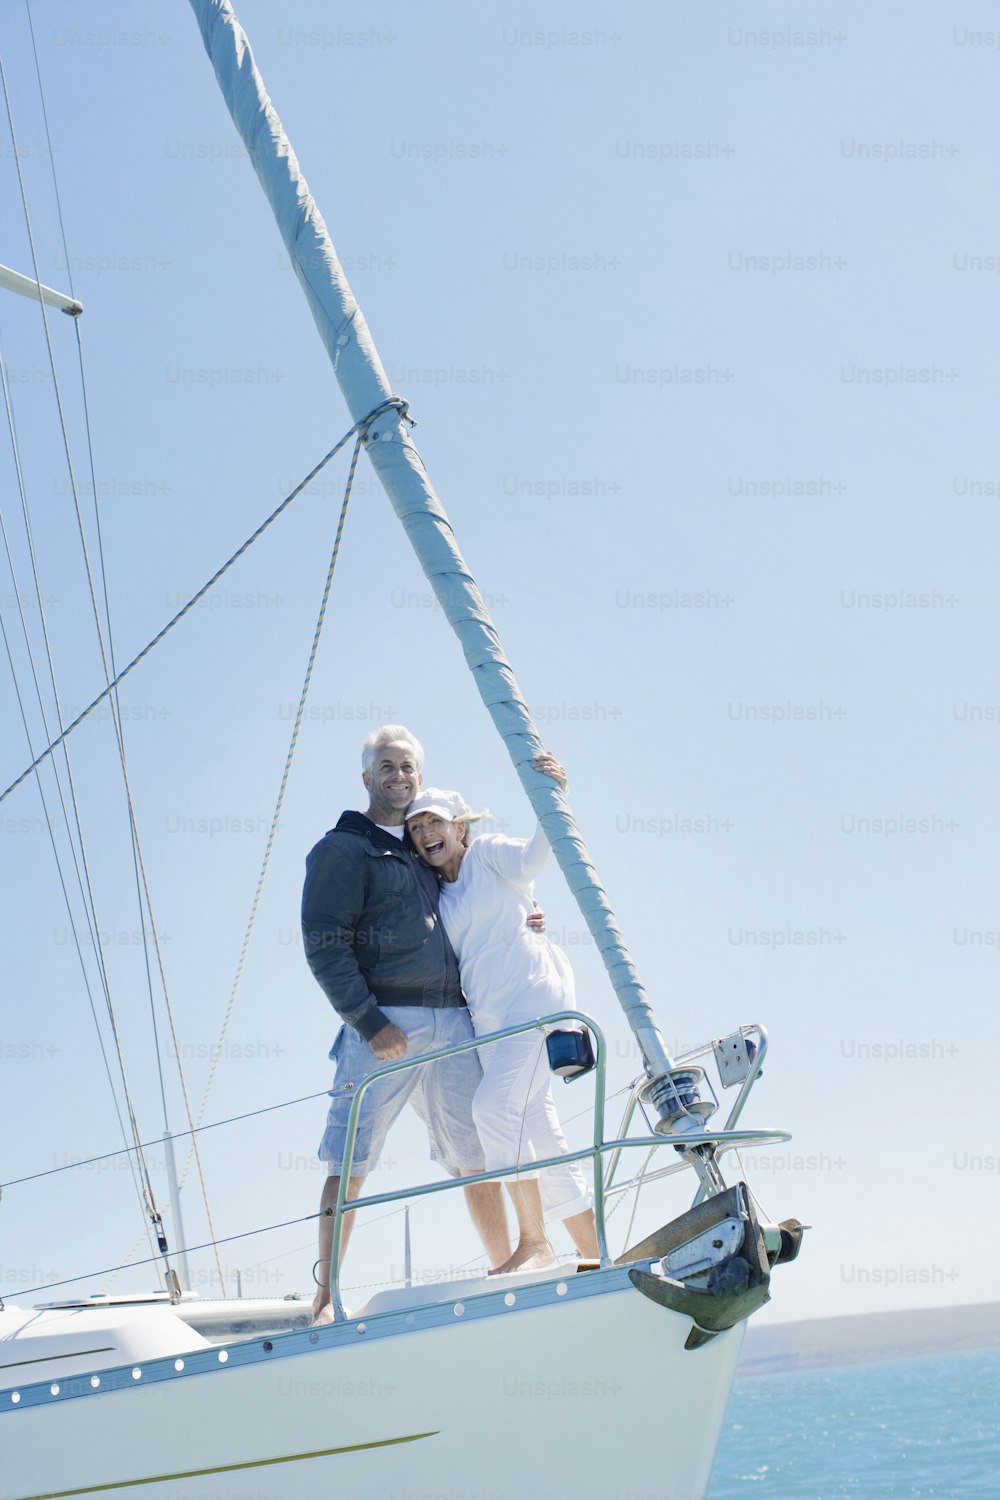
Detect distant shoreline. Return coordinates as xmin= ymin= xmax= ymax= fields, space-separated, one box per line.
xmin=739 ymin=1300 xmax=1000 ymax=1376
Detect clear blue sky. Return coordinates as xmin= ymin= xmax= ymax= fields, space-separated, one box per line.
xmin=2 ymin=1 xmax=997 ymax=1327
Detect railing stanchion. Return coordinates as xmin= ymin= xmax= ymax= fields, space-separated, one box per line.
xmin=591 ymin=1028 xmax=611 ymax=1267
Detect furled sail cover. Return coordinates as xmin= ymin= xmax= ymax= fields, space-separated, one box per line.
xmin=188 ymin=0 xmax=675 ymax=1077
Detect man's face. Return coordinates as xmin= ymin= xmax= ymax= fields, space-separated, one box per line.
xmin=363 ymin=740 xmax=422 ymax=822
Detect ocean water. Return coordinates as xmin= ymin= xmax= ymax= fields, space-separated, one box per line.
xmin=707 ymin=1346 xmax=1000 ymax=1499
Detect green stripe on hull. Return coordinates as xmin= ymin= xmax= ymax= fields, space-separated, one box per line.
xmin=21 ymin=1429 xmax=439 ymax=1498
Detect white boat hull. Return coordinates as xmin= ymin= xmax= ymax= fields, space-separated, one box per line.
xmin=2 ymin=1268 xmax=743 ymax=1500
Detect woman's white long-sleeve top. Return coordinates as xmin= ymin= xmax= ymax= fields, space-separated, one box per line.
xmin=438 ymin=823 xmax=570 ymax=1033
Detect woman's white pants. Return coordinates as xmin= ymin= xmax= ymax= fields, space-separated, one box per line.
xmin=472 ymin=1021 xmax=593 ymax=1223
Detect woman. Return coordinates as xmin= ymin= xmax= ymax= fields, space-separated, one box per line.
xmin=406 ymin=753 xmax=599 ymax=1274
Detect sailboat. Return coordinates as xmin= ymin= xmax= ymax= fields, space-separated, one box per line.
xmin=0 ymin=3 xmax=803 ymax=1496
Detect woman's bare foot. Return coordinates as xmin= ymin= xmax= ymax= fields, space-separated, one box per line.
xmin=489 ymin=1239 xmax=555 ymax=1276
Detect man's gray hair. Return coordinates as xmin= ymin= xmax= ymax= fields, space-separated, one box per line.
xmin=361 ymin=725 xmax=426 ymax=777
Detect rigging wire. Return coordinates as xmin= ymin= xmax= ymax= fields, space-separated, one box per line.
xmin=26 ymin=0 xmax=173 ymax=1147
xmin=0 ymin=358 xmax=159 ymax=1260
xmin=23 ymin=2 xmax=74 ymax=300
xmin=0 ymin=9 xmax=667 ymax=1304
xmin=25 ymin=0 xmax=273 ymax=1290
xmin=6 ymin=1212 xmax=326 ymax=1302
xmin=0 ymin=356 xmax=129 ymax=1091
xmin=10 ymin=1197 xmax=420 ymax=1304
xmin=0 ymin=383 xmax=405 ymax=1247
xmin=2 ymin=28 xmax=402 ymax=1289
xmin=12 ymin=21 xmax=170 ymax=1090
xmin=183 ymin=415 xmax=377 ymax=1164
xmin=1 ymin=212 xmax=404 ymax=1296
xmin=1 ymin=1088 xmax=330 ymax=1191
xmin=0 ymin=44 xmax=175 ymax=1287
xmin=4 ymin=8 xmax=438 ymax=1301
xmin=0 ymin=411 xmax=400 ymax=807
xmin=0 ymin=615 xmax=152 ymax=1235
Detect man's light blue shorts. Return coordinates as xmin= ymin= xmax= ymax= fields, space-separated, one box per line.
xmin=318 ymin=1005 xmax=486 ymax=1177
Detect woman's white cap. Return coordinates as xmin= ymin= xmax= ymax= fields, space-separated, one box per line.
xmin=405 ymin=787 xmax=485 ymax=823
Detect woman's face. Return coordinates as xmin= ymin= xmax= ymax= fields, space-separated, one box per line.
xmin=407 ymin=812 xmax=467 ymax=876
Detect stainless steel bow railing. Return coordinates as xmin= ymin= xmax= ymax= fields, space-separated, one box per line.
xmin=327 ymin=1011 xmax=788 ymax=1320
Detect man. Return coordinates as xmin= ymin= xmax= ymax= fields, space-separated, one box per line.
xmin=301 ymin=724 xmax=511 ymax=1323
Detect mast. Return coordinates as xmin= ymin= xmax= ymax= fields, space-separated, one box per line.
xmin=187 ymin=0 xmax=711 ymax=1139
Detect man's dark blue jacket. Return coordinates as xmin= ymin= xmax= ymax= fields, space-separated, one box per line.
xmin=301 ymin=811 xmax=465 ymax=1041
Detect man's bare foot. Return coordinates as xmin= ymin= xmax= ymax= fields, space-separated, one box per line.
xmin=310 ymin=1298 xmax=334 ymax=1326
xmin=488 ymin=1240 xmax=555 ymax=1276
